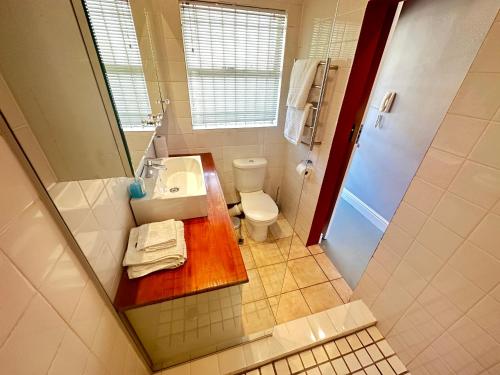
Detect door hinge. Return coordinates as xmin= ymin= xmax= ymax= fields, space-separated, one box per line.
xmin=348 ymin=123 xmax=356 ymax=142
xmin=355 ymin=123 xmax=364 ymax=147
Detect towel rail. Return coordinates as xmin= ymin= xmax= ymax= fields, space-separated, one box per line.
xmin=318 ymin=61 xmax=339 ymax=70
xmin=300 ymin=58 xmax=334 ymax=150
xmin=301 ymin=140 xmax=322 ymax=146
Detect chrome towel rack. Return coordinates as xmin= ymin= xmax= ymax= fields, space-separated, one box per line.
xmin=299 ymin=58 xmax=338 ymax=150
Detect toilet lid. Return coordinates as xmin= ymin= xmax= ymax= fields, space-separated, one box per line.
xmin=241 ymin=191 xmax=279 ymax=222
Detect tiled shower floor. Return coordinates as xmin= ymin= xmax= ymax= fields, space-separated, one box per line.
xmin=239 ymin=326 xmax=409 ymax=375
xmin=239 ymin=214 xmax=353 ymax=333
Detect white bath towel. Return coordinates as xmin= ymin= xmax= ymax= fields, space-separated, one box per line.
xmin=123 ymin=221 xmax=186 ymax=267
xmin=127 ymin=259 xmax=185 ymax=279
xmin=284 ymin=104 xmax=313 ymax=144
xmin=286 ymin=59 xmax=321 ymax=108
xmin=136 ymin=219 xmax=177 ymax=252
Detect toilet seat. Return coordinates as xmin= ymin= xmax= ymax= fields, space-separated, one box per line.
xmin=240 ymin=191 xmax=278 ymax=224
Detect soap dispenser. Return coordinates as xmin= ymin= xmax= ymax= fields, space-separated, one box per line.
xmin=128 ymin=177 xmax=146 ymax=199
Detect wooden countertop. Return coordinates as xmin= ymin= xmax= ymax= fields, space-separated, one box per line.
xmin=114 ymin=153 xmax=248 ymax=311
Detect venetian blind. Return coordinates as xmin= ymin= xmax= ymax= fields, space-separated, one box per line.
xmin=84 ymin=0 xmax=151 ymax=129
xmin=180 ymin=1 xmax=287 ymax=129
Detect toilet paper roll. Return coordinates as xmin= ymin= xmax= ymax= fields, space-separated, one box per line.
xmin=296 ymin=162 xmax=308 ymax=177
xmin=153 ymin=135 xmax=169 ymax=158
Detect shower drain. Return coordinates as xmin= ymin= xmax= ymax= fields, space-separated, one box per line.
xmin=169 ymin=187 xmax=180 ymax=193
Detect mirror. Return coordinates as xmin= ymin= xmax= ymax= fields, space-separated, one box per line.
xmin=82 ymin=0 xmax=167 ymax=172
xmin=0 ymin=0 xmax=354 ymax=371
xmin=0 ymin=0 xmax=133 ymax=182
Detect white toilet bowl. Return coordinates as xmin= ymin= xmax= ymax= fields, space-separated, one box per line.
xmin=240 ymin=191 xmax=279 ymax=242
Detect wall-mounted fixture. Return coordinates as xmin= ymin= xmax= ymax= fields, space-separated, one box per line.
xmin=374 ymin=91 xmax=396 ymax=128
xmin=300 ymin=58 xmax=339 ymax=150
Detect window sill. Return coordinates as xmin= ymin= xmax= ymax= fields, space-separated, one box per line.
xmin=192 ymin=124 xmax=278 ymax=131
xmin=122 ymin=126 xmax=158 ymax=133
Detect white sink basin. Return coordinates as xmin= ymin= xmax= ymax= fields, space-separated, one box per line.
xmin=130 ymin=156 xmax=208 ymax=225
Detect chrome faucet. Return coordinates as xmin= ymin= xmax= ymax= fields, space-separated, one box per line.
xmin=144 ymin=159 xmax=166 ymax=179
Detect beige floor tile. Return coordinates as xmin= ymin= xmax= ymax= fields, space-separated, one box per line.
xmin=282 ymin=268 xmax=300 ymax=293
xmin=274 ymin=290 xmax=311 ymax=324
xmin=308 ymin=244 xmax=324 ymax=255
xmin=301 ymin=282 xmax=344 ymax=313
xmin=331 ymin=278 xmax=353 ymax=303
xmin=267 ymin=296 xmax=279 ymax=316
xmin=250 ymin=242 xmax=285 ymax=267
xmin=274 ymin=358 xmax=291 ymax=374
xmin=239 ymin=245 xmax=256 ymax=270
xmin=270 ymin=218 xmax=294 ymax=239
xmin=288 ymin=256 xmax=328 ymax=288
xmin=299 ymin=349 xmax=316 ymax=367
xmin=258 ymin=263 xmax=286 ymax=297
xmin=258 ymin=263 xmax=298 ymax=297
xmin=314 ymin=253 xmax=342 ymax=280
xmin=241 ymin=299 xmax=276 ymax=334
xmin=275 ymin=236 xmax=293 ymax=258
xmin=287 ymin=235 xmax=311 ymax=260
xmin=287 ymin=353 xmax=304 ymax=373
xmin=241 ymin=269 xmax=267 ymax=304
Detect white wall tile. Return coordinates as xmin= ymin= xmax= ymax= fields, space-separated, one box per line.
xmin=449 ymin=316 xmax=500 ymax=369
xmin=469 ymin=121 xmax=500 ymax=169
xmin=448 ymin=241 xmax=500 ymax=292
xmin=416 ymin=148 xmax=464 ymax=189
xmin=0 ymin=251 xmax=36 ymax=346
xmin=403 ymin=178 xmax=444 ymax=215
xmin=39 ymin=248 xmax=89 ymax=321
xmin=356 ymin=19 xmax=500 ymax=372
xmin=432 ymin=193 xmax=486 ymax=237
xmin=0 ymin=137 xmax=38 ymax=230
xmin=70 ymin=281 xmax=105 ymax=348
xmin=417 ymin=285 xmax=462 ymax=329
xmin=391 ymin=202 xmax=427 ymax=237
xmin=449 ymin=73 xmax=500 ymax=120
xmin=0 ymin=201 xmax=66 ymax=288
xmin=467 ymin=295 xmax=500 ymax=343
xmin=0 ymin=133 xmax=147 ymax=374
xmin=449 ymin=161 xmax=500 ymax=209
xmin=0 ymin=294 xmax=67 ymax=375
xmin=432 ymin=114 xmax=488 ymax=157
xmin=48 ymin=328 xmax=90 ymax=375
xmin=403 ymin=242 xmax=443 ymax=282
xmin=416 ymin=218 xmax=464 ymax=260
xmin=469 ymin=213 xmax=500 ymax=260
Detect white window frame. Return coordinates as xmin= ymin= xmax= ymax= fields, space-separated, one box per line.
xmin=83 ymin=0 xmax=152 ymax=130
xmin=179 ymin=1 xmax=287 ymax=130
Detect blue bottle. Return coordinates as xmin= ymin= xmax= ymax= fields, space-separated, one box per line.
xmin=129 ymin=177 xmax=146 ymax=199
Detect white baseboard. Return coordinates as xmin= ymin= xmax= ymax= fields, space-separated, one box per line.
xmin=341 ymin=188 xmax=389 ymax=232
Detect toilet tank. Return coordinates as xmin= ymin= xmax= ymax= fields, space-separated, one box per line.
xmin=232 ymin=158 xmax=267 ymax=193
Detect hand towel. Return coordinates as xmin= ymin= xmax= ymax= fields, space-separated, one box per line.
xmin=123 ymin=221 xmax=186 ymax=267
xmin=286 ymin=58 xmax=321 ymax=108
xmin=284 ymin=104 xmax=312 ymax=144
xmin=136 ymin=219 xmax=177 ymax=252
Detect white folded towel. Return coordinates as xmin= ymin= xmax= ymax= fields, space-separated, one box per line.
xmin=284 ymin=104 xmax=313 ymax=144
xmin=123 ymin=221 xmax=186 ymax=267
xmin=286 ymin=59 xmax=321 ymax=108
xmin=136 ymin=219 xmax=177 ymax=252
xmin=127 ymin=259 xmax=185 ymax=279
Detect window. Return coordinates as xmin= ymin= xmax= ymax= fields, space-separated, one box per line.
xmin=180 ymin=1 xmax=287 ymax=130
xmin=83 ymin=0 xmax=151 ymax=129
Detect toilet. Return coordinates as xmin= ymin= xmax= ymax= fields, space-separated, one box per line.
xmin=233 ymin=158 xmax=279 ymax=242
